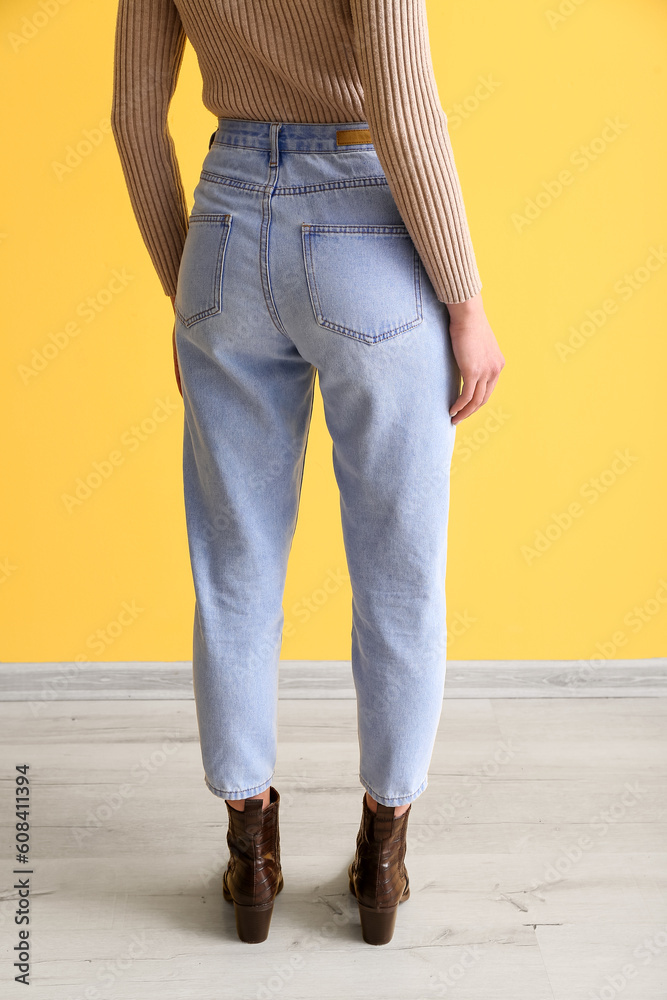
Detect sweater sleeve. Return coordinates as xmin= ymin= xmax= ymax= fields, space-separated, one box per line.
xmin=110 ymin=0 xmax=188 ymax=298
xmin=349 ymin=0 xmax=482 ymax=304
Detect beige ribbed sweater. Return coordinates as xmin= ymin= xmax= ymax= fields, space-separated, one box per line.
xmin=110 ymin=0 xmax=483 ymax=304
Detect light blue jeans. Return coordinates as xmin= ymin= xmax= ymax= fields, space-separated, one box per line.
xmin=175 ymin=117 xmax=460 ymax=807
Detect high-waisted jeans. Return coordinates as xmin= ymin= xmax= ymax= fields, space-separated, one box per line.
xmin=174 ymin=117 xmax=460 ymax=807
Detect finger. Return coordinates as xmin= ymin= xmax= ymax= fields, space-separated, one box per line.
xmin=172 ymin=328 xmax=183 ymax=399
xmin=449 ymin=373 xmax=479 ymax=416
xmin=450 ymin=370 xmax=485 ymax=414
xmin=451 ymin=378 xmax=488 ymax=424
xmin=454 ymin=364 xmax=501 ymax=418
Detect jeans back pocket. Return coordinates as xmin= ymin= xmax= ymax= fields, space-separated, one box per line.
xmin=302 ymin=224 xmax=423 ymax=344
xmin=176 ymin=214 xmax=232 ymax=328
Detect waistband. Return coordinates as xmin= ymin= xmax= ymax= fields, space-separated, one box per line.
xmin=210 ymin=116 xmax=375 ymax=153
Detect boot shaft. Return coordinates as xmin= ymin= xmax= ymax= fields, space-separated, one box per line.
xmin=352 ymin=796 xmax=411 ymax=909
xmin=225 ymin=785 xmax=282 ymax=907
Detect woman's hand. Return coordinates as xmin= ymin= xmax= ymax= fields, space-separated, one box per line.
xmin=446 ymin=292 xmax=505 ymax=425
xmin=169 ymin=294 xmax=182 ymax=399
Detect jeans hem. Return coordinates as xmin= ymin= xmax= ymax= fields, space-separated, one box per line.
xmin=359 ymin=772 xmax=428 ymax=807
xmin=204 ymin=772 xmax=274 ymax=800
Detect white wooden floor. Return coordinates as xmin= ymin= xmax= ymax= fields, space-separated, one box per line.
xmin=2 ymin=696 xmax=666 ymax=999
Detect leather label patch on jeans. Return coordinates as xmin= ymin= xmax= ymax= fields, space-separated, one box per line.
xmin=336 ymin=128 xmax=372 ymax=146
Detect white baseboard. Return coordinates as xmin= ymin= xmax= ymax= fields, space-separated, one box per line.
xmin=0 ymin=659 xmax=665 ymax=700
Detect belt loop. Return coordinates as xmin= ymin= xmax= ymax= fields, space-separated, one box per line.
xmin=269 ymin=122 xmax=281 ymax=167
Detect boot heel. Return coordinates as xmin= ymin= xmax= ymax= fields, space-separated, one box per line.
xmin=233 ymin=899 xmax=276 ymax=944
xmin=357 ymin=900 xmax=399 ymax=946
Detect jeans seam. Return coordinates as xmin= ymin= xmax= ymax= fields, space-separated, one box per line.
xmin=201 ymin=169 xmax=389 ymax=196
xmin=360 ymin=773 xmax=428 ymax=804
xmin=175 ymin=215 xmax=233 ymax=328
xmin=259 ymin=139 xmax=293 ymax=343
xmin=205 ymin=773 xmax=274 ymax=798
xmin=287 ymin=372 xmax=316 ymax=549
xmin=211 ymin=138 xmax=376 ymax=156
xmin=303 ymin=230 xmax=424 ymax=343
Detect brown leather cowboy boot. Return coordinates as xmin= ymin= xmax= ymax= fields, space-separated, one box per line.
xmin=348 ymin=792 xmax=411 ymax=945
xmin=222 ymin=785 xmax=284 ymax=943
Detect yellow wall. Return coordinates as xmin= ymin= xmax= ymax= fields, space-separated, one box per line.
xmin=1 ymin=0 xmax=665 ymax=663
